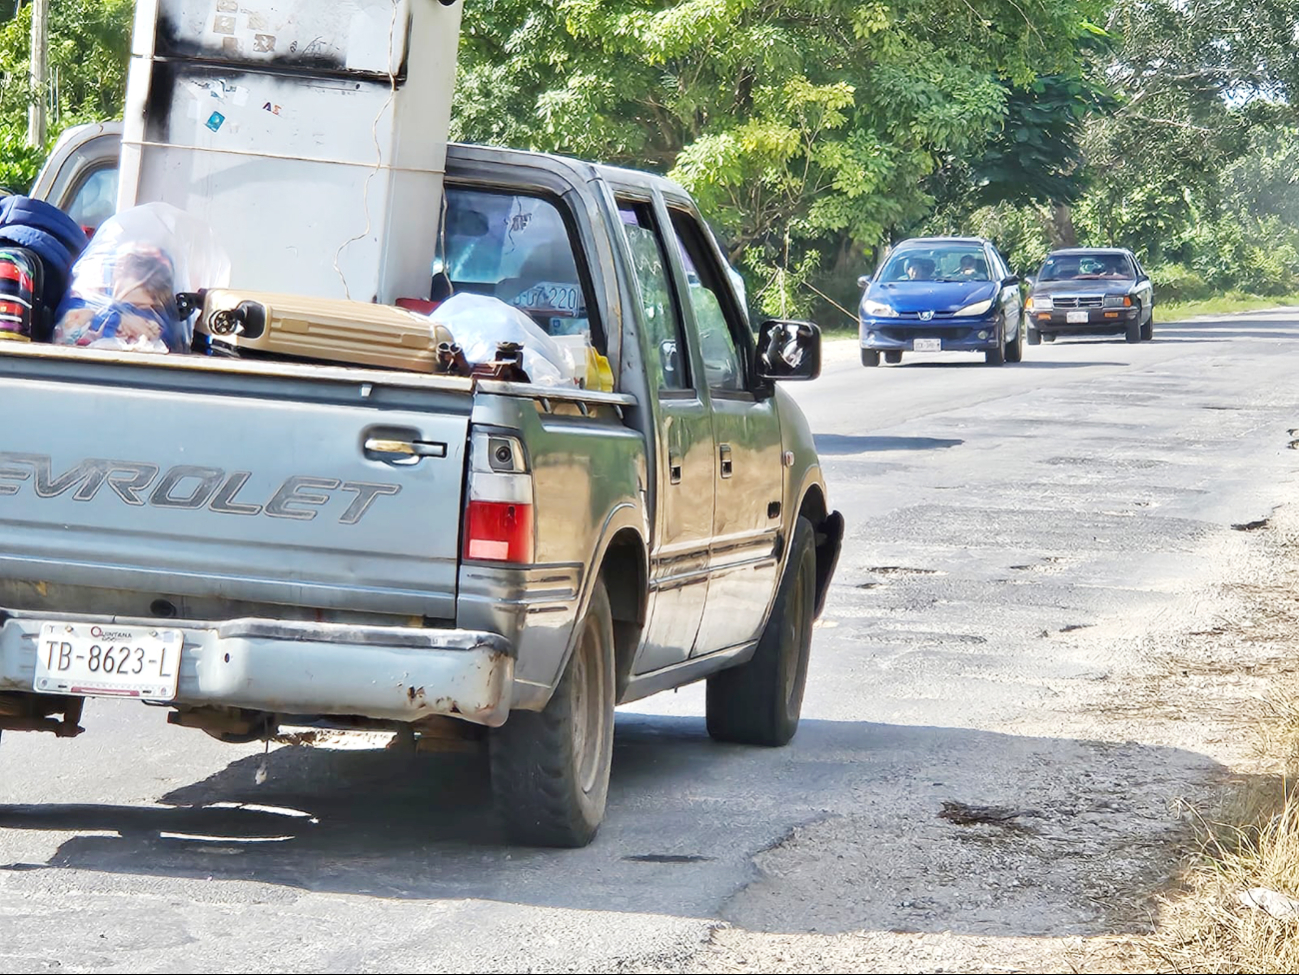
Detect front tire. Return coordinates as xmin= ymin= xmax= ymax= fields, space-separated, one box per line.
xmin=1126 ymin=320 xmax=1141 ymax=343
xmin=1140 ymin=312 xmax=1153 ymax=341
xmin=1027 ymin=326 xmax=1042 ymax=346
xmin=861 ymin=349 xmax=880 ymax=367
xmin=706 ymin=517 xmax=816 ymax=747
xmin=491 ymin=580 xmax=616 ymax=847
xmin=1005 ymin=321 xmax=1024 ymax=363
xmin=984 ymin=323 xmax=1006 ymax=366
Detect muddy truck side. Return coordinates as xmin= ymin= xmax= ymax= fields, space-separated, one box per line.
xmin=1 ymin=138 xmax=843 ymax=847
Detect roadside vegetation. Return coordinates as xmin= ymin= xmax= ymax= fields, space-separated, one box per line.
xmin=1143 ymin=696 xmax=1299 ymax=974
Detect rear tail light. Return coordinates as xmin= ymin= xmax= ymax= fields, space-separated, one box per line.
xmin=464 ymin=500 xmax=534 ymax=562
xmin=463 ymin=433 xmax=534 ymax=564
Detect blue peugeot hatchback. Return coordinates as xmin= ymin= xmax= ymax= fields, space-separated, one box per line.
xmin=858 ymin=236 xmax=1024 ymax=367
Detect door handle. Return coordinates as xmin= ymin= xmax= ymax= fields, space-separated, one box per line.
xmin=669 ymin=454 xmax=683 ymax=484
xmin=364 ymin=437 xmax=448 ymax=463
xmin=719 ymin=444 xmax=733 ymax=479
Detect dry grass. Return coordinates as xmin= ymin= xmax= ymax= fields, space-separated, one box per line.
xmin=1143 ymin=699 xmax=1299 ymax=973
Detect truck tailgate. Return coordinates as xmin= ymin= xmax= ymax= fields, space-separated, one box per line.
xmin=0 ymin=352 xmax=471 ymax=619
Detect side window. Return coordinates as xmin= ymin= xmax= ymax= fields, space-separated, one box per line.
xmin=65 ymin=165 xmax=118 ymax=233
xmin=617 ymin=201 xmax=690 ymax=390
xmin=439 ymin=186 xmax=597 ymax=343
xmin=668 ymin=209 xmax=747 ymax=393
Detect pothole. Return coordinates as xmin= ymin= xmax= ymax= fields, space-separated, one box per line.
xmin=868 ymin=566 xmax=945 ymax=576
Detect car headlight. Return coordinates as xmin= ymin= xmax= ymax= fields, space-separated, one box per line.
xmin=862 ymin=299 xmax=898 ymax=318
xmin=1027 ymin=295 xmax=1052 ymax=311
xmin=1103 ymin=294 xmax=1133 ymax=308
xmin=955 ymin=298 xmax=993 ymax=317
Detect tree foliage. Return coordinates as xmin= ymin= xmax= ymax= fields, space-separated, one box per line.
xmin=454 ymin=0 xmax=1107 ymax=318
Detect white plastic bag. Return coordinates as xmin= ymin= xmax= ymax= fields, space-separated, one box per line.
xmin=53 ymin=202 xmax=231 ymax=354
xmin=428 ymin=292 xmax=579 ymax=386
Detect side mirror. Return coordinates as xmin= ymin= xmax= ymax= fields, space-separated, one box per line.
xmin=1136 ymin=273 xmax=1150 ymax=283
xmin=1023 ymin=274 xmax=1035 ymax=287
xmin=857 ymin=274 xmax=871 ymax=289
xmin=1002 ymin=274 xmax=1019 ymax=287
xmin=756 ymin=319 xmax=821 ymax=382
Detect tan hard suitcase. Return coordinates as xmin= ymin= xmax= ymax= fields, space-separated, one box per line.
xmin=195 ymin=290 xmax=452 ymax=373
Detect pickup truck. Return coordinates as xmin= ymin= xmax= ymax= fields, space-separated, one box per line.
xmin=1 ymin=123 xmax=843 ymax=847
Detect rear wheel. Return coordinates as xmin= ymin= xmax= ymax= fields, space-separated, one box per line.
xmin=861 ymin=349 xmax=880 ymax=367
xmin=491 ymin=581 xmax=615 ymax=847
xmin=1027 ymin=327 xmax=1042 ymax=346
xmin=706 ymin=517 xmax=816 ymax=747
xmin=884 ymin=350 xmax=903 ymax=365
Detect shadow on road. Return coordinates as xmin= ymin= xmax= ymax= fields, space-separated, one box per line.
xmin=0 ymin=714 xmax=1216 ymax=938
xmin=815 ymin=434 xmax=964 ymax=454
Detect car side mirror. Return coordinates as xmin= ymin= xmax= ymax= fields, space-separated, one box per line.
xmin=1002 ymin=274 xmax=1019 ymax=287
xmin=1023 ymin=274 xmax=1035 ymax=287
xmin=756 ymin=319 xmax=821 ymax=382
xmin=857 ymin=274 xmax=871 ymax=289
xmin=1136 ymin=273 xmax=1150 ymax=283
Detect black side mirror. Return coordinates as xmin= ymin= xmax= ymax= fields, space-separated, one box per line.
xmin=756 ymin=319 xmax=821 ymax=382
xmin=857 ymin=274 xmax=871 ymax=289
xmin=1001 ymin=274 xmax=1019 ymax=287
xmin=1136 ymin=273 xmax=1150 ymax=283
xmin=1022 ymin=274 xmax=1035 ymax=286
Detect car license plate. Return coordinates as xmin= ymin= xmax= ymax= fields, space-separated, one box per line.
xmin=34 ymin=622 xmax=183 ymax=700
xmin=913 ymin=338 xmax=942 ymax=352
xmin=1066 ymin=310 xmax=1089 ymax=323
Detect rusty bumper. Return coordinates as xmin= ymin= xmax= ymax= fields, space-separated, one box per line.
xmin=0 ymin=614 xmax=514 ymax=727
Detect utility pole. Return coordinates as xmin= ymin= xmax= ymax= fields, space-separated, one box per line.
xmin=27 ymin=0 xmax=48 ymax=148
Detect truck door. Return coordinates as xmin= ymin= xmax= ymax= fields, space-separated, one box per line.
xmin=616 ymin=199 xmax=716 ymax=674
xmin=665 ymin=206 xmax=784 ymax=656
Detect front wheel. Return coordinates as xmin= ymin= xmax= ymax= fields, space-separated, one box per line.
xmin=1140 ymin=314 xmax=1154 ymax=341
xmin=491 ymin=580 xmax=616 ymax=847
xmin=1005 ymin=321 xmax=1024 ymax=363
xmin=1027 ymin=326 xmax=1042 ymax=346
xmin=861 ymin=349 xmax=880 ymax=368
xmin=984 ymin=324 xmax=1006 ymax=366
xmin=706 ymin=517 xmax=816 ymax=746
xmin=1126 ymin=320 xmax=1141 ymax=343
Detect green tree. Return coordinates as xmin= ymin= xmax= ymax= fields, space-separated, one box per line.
xmin=0 ymin=0 xmax=133 ymax=190
xmin=454 ymin=0 xmax=1106 ymax=319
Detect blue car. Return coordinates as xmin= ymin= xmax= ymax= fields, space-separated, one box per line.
xmin=858 ymin=236 xmax=1025 ymax=367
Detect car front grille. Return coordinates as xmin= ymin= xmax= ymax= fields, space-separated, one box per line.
xmin=1051 ymin=295 xmax=1103 ymax=309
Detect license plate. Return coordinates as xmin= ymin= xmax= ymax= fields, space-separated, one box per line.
xmin=34 ymin=622 xmax=183 ymax=700
xmin=1066 ymin=310 xmax=1090 ymax=323
xmin=913 ymin=338 xmax=942 ymax=352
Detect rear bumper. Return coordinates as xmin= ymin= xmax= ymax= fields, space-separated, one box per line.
xmin=0 ymin=611 xmax=515 ymax=727
xmin=860 ymin=317 xmax=1001 ymax=351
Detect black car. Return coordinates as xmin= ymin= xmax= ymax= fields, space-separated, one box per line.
xmin=1024 ymin=248 xmax=1155 ymax=344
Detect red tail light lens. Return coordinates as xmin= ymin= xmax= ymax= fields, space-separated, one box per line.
xmin=464 ymin=500 xmax=535 ymax=563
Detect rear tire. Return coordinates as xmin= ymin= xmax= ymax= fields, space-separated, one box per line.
xmin=1126 ymin=320 xmax=1141 ymax=343
xmin=706 ymin=517 xmax=816 ymax=747
xmin=1027 ymin=326 xmax=1042 ymax=346
xmin=884 ymin=350 xmax=903 ymax=364
xmin=491 ymin=581 xmax=615 ymax=847
xmin=861 ymin=349 xmax=880 ymax=367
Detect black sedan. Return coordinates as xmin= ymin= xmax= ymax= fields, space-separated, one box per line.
xmin=1024 ymin=248 xmax=1155 ymax=344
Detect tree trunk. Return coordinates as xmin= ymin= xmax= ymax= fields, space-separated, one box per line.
xmin=27 ymin=0 xmax=48 ymax=148
xmin=1046 ymin=202 xmax=1078 ymax=248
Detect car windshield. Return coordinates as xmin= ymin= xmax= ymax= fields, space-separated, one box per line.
xmin=1038 ymin=252 xmax=1135 ymax=281
xmin=879 ymin=245 xmax=990 ymax=283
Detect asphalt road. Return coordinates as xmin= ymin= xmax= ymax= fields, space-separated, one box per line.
xmin=4 ymin=311 xmax=1299 ymax=973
